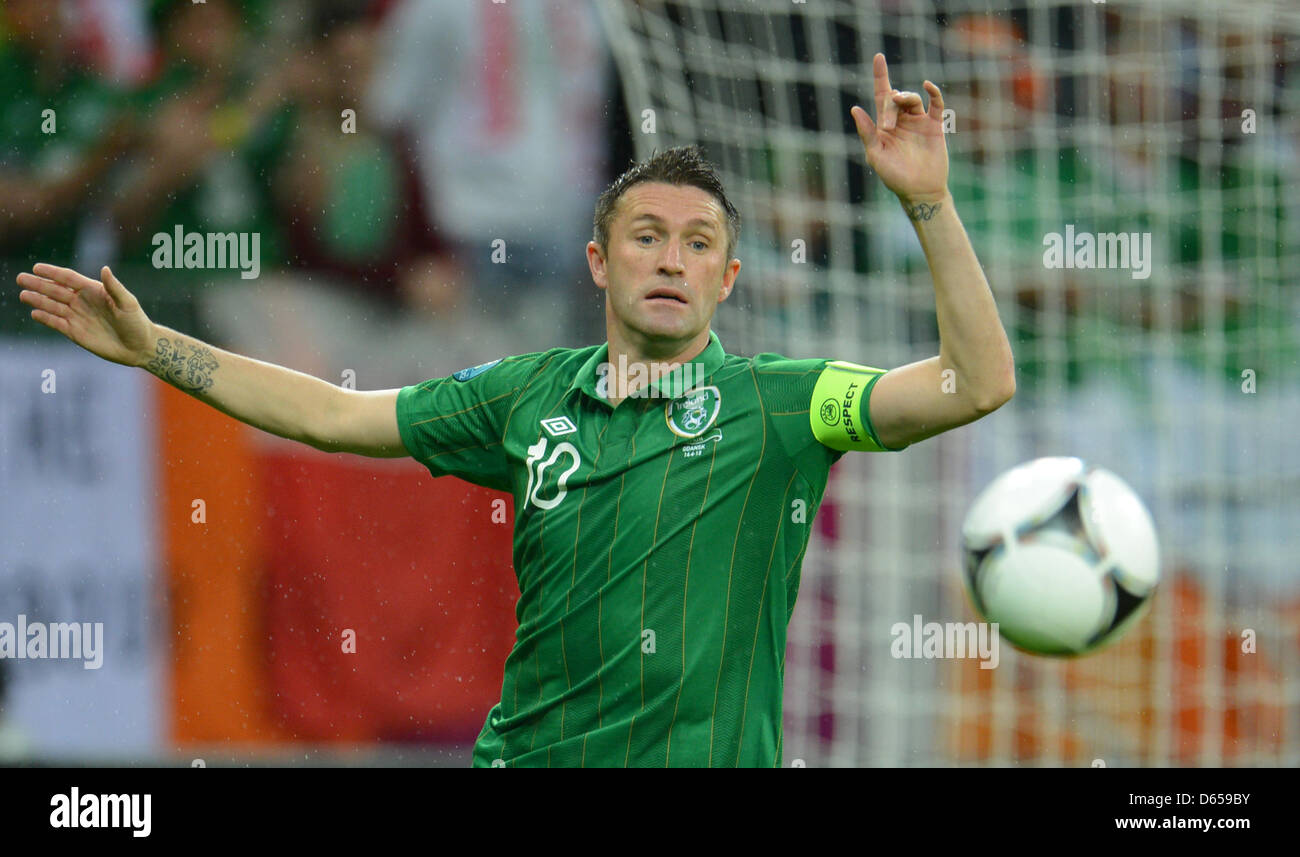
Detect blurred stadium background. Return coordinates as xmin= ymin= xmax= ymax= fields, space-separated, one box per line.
xmin=1 ymin=0 xmax=1296 ymax=766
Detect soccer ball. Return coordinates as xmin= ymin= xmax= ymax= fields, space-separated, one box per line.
xmin=960 ymin=456 xmax=1159 ymax=657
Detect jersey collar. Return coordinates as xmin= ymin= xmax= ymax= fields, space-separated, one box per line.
xmin=569 ymin=330 xmax=726 ymax=404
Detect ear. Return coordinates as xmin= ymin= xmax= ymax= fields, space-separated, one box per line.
xmin=718 ymin=257 xmax=741 ymax=302
xmin=587 ymin=241 xmax=608 ymax=291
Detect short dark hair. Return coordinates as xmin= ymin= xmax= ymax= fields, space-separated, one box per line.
xmin=592 ymin=145 xmax=740 ymax=261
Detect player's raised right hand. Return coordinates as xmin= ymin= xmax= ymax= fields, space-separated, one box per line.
xmin=17 ymin=264 xmax=156 ymax=368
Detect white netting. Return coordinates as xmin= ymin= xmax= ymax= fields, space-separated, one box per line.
xmin=596 ymin=0 xmax=1300 ymax=765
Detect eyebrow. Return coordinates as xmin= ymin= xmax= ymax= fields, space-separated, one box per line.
xmin=628 ymin=214 xmax=719 ymax=232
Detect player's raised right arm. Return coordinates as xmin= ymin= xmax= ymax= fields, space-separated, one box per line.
xmin=16 ymin=264 xmax=407 ymax=458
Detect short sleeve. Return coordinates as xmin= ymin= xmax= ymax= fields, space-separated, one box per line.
xmin=751 ymin=353 xmax=906 ymax=476
xmin=750 ymin=353 xmax=844 ymax=482
xmin=396 ymin=355 xmax=536 ymax=491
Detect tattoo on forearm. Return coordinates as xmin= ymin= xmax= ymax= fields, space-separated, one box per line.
xmin=904 ymin=200 xmax=942 ymax=222
xmin=145 ymin=338 xmax=219 ymax=393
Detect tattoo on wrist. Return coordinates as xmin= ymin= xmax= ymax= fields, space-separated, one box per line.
xmin=145 ymin=337 xmax=218 ymax=393
xmin=904 ymin=200 xmax=943 ymax=222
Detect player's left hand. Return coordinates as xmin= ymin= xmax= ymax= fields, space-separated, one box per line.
xmin=850 ymin=53 xmax=948 ymax=204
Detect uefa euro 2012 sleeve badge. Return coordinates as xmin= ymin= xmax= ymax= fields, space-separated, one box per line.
xmin=452 ymin=358 xmax=502 ymax=382
xmin=665 ymin=386 xmax=721 ymax=438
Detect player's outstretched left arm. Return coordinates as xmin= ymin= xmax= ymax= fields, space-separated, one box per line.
xmin=850 ymin=52 xmax=1015 ymax=450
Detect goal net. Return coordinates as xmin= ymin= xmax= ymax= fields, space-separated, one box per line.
xmin=595 ymin=0 xmax=1300 ymax=766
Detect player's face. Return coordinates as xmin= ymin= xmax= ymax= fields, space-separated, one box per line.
xmin=588 ymin=183 xmax=740 ymax=353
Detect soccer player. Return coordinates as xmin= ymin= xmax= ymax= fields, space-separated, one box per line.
xmin=16 ymin=55 xmax=1013 ymax=766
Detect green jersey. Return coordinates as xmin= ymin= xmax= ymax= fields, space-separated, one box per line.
xmin=396 ymin=331 xmax=905 ymax=767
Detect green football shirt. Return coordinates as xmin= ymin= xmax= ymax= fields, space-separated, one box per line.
xmin=396 ymin=330 xmax=906 ymax=767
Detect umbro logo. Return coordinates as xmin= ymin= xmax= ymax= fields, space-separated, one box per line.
xmin=541 ymin=416 xmax=577 ymax=437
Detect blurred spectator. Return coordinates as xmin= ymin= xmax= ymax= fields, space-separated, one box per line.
xmin=198 ymin=2 xmax=521 ymax=386
xmin=0 ymin=0 xmax=139 ymax=266
xmin=109 ymin=0 xmax=296 ymax=273
xmin=272 ymin=3 xmax=446 ymax=310
xmin=366 ymin=0 xmax=612 ymax=349
xmin=70 ymin=0 xmax=155 ymax=87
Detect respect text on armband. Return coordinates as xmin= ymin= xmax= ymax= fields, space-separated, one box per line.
xmin=841 ymin=381 xmax=861 ymax=443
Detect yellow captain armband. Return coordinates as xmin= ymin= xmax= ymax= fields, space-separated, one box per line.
xmin=809 ymin=360 xmax=906 ymax=452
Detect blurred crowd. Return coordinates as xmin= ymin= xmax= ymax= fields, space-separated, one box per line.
xmin=1 ymin=0 xmax=620 ymax=381
xmin=930 ymin=8 xmax=1295 ymax=391
xmin=2 ymin=0 xmax=1294 ymax=387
